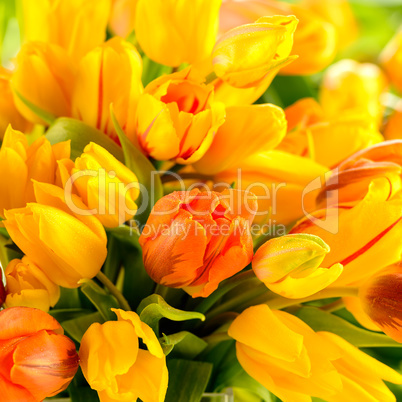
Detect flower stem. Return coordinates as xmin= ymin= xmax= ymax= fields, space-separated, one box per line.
xmin=320 ymin=298 xmax=345 ymax=313
xmin=96 ymin=271 xmax=131 ymax=311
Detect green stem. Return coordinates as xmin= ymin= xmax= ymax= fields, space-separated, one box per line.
xmin=155 ymin=283 xmax=170 ymax=299
xmin=320 ymin=298 xmax=345 ymax=313
xmin=96 ymin=271 xmax=131 ymax=311
xmin=203 ymin=332 xmax=233 ymax=345
xmin=195 ymin=270 xmax=258 ymax=315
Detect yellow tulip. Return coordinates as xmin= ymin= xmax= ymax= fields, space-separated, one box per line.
xmin=301 ymin=0 xmax=358 ymax=49
xmin=79 ymin=308 xmax=168 ymax=402
xmin=135 ymin=67 xmax=225 ymax=163
xmin=135 ymin=0 xmax=221 ymax=67
xmin=380 ymin=30 xmax=402 ymax=93
xmin=212 ymin=15 xmax=298 ymax=88
xmin=253 ymin=234 xmax=343 ymax=298
xmin=277 ymin=113 xmax=383 ymax=169
xmin=4 ymin=182 xmax=107 ymax=288
xmin=4 ymin=256 xmax=60 ymax=312
xmin=22 ymin=0 xmax=111 ymax=60
xmin=228 ymin=304 xmax=343 ymax=401
xmin=0 ymin=68 xmax=32 ymax=138
xmin=318 ymin=331 xmax=402 ymax=401
xmin=72 ymin=37 xmax=143 ymax=143
xmin=343 ymin=296 xmax=380 ymax=332
xmin=194 ymin=103 xmax=286 ymax=175
xmin=219 ymin=0 xmax=337 ymax=75
xmin=284 ymin=97 xmax=324 ymax=132
xmin=71 ymin=142 xmax=140 ymax=228
xmin=12 ymin=42 xmax=76 ymax=124
xmin=290 ymin=179 xmax=402 ymax=287
xmin=109 ymin=0 xmax=138 ymax=37
xmin=215 ymin=150 xmax=327 ymax=225
xmin=319 ymin=59 xmax=388 ymax=126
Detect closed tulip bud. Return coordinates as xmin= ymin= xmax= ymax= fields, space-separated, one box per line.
xmin=4 ymin=182 xmax=107 ymax=288
xmin=253 ymin=234 xmax=343 ymax=298
xmin=0 ymin=126 xmax=71 ymax=218
xmin=136 ymin=68 xmax=225 ymax=164
xmin=316 ymin=140 xmax=402 ymax=208
xmin=194 ymin=103 xmax=286 ymax=175
xmin=319 ymin=59 xmax=388 ymax=126
xmin=212 ymin=15 xmax=298 ymax=88
xmin=228 ymin=304 xmax=343 ymax=401
xmin=381 ymin=30 xmax=402 ymax=93
xmin=109 ymin=0 xmax=138 ymax=37
xmin=71 ymin=142 xmax=140 ymax=228
xmin=22 ymin=0 xmax=111 ymax=60
xmin=135 ymin=0 xmax=221 ymax=67
xmin=0 ymin=307 xmax=79 ymax=401
xmin=72 ymin=37 xmax=143 ymax=142
xmin=79 ymin=308 xmax=168 ymax=402
xmin=12 ymin=42 xmax=76 ymax=124
xmin=359 ymin=272 xmax=402 ymax=342
xmin=4 ymin=257 xmax=60 ymax=312
xmin=0 ymin=68 xmax=32 ymax=138
xmin=139 ymin=189 xmax=257 ymax=297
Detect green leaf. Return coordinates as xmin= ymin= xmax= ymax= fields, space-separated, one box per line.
xmin=165 ymin=359 xmax=213 ymax=402
xmin=296 ymin=307 xmax=402 ymax=347
xmin=13 ymin=89 xmax=56 ymax=125
xmin=62 ymin=311 xmax=104 ymax=343
xmin=46 ymin=117 xmax=124 ymax=161
xmin=110 ymin=106 xmax=163 ymax=226
xmin=54 ymin=287 xmax=82 ymax=309
xmin=49 ymin=308 xmax=93 ymax=323
xmin=80 ymin=280 xmax=119 ymax=321
xmin=137 ymin=294 xmax=205 ymax=335
xmin=160 ymin=331 xmax=208 ymax=358
xmin=68 ymin=367 xmax=100 ymax=402
xmin=142 ymin=56 xmax=173 ymax=87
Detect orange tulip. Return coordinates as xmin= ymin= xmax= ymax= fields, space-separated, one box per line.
xmin=135 ymin=68 xmax=225 ymax=164
xmin=384 ymin=106 xmax=402 ymax=140
xmin=380 ymin=30 xmax=402 ymax=93
xmin=0 ymin=306 xmax=79 ymax=401
xmin=139 ymin=188 xmax=257 ymax=297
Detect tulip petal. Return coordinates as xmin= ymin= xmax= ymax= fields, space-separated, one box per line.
xmin=0 ymin=373 xmax=35 ymax=402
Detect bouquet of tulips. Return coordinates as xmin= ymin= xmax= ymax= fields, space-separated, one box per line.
xmin=2 ymin=0 xmax=402 ymax=401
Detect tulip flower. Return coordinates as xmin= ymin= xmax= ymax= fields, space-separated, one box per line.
xmin=194 ymin=103 xmax=286 ymax=175
xmin=22 ymin=0 xmax=111 ymax=60
xmin=358 ymin=271 xmax=402 ymax=342
xmin=318 ymin=331 xmax=402 ymax=401
xmin=139 ymin=189 xmax=257 ymax=297
xmin=0 ymin=307 xmax=79 ymax=401
xmin=219 ymin=0 xmax=337 ymax=75
xmin=135 ymin=0 xmax=221 ymax=67
xmin=316 ymin=140 xmax=402 ymax=209
xmin=253 ymin=234 xmax=343 ymax=298
xmin=0 ymin=126 xmax=71 ymax=218
xmin=384 ymin=107 xmax=402 ymax=140
xmin=277 ymin=113 xmax=383 ymax=168
xmin=11 ymin=42 xmax=76 ymax=124
xmin=135 ymin=68 xmax=225 ymax=164
xmin=381 ymin=30 xmax=402 ymax=93
xmin=4 ymin=182 xmax=107 ymax=288
xmin=290 ymin=179 xmax=402 ymax=287
xmin=228 ymin=304 xmax=343 ymax=401
xmin=215 ymin=150 xmax=327 ymax=225
xmin=72 ymin=37 xmax=143 ymax=143
xmin=212 ymin=15 xmax=298 ymax=88
xmin=71 ymin=142 xmax=140 ymax=228
xmin=0 ymin=68 xmax=32 ymax=138
xmin=284 ymin=97 xmax=324 ymax=132
xmin=319 ymin=59 xmax=388 ymax=126
xmin=109 ymin=0 xmax=138 ymax=37
xmin=79 ymin=308 xmax=168 ymax=402
xmin=4 ymin=256 xmax=60 ymax=312
xmin=343 ymin=296 xmax=381 ymax=332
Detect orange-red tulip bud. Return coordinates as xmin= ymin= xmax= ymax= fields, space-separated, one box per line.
xmin=0 ymin=307 xmax=79 ymax=401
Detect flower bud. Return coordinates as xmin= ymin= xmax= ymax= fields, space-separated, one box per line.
xmin=12 ymin=42 xmax=76 ymax=124
xmin=109 ymin=0 xmax=137 ymax=37
xmin=135 ymin=0 xmax=221 ymax=67
xmin=4 ymin=257 xmax=60 ymax=312
xmin=79 ymin=308 xmax=168 ymax=402
xmin=139 ymin=189 xmax=257 ymax=297
xmin=212 ymin=15 xmax=298 ymax=88
xmin=71 ymin=142 xmax=140 ymax=228
xmin=0 ymin=306 xmax=79 ymax=401
xmin=253 ymin=234 xmax=343 ymax=298
xmin=4 ymin=182 xmax=107 ymax=288
xmin=359 ymin=272 xmax=402 ymax=342
xmin=136 ymin=67 xmax=225 ymax=164
xmin=72 ymin=37 xmax=143 ymax=142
